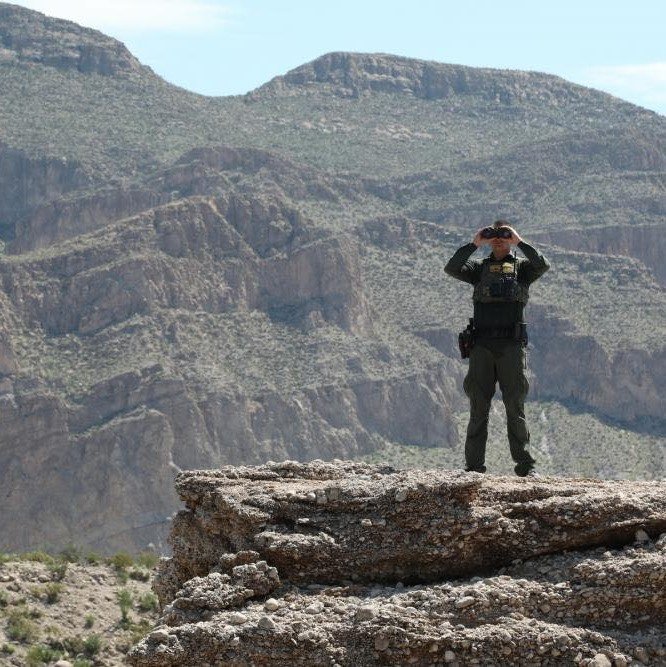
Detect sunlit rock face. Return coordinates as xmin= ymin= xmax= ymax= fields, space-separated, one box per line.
xmin=129 ymin=461 xmax=666 ymax=666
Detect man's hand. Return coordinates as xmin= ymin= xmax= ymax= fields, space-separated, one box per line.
xmin=473 ymin=228 xmax=491 ymax=247
xmin=503 ymin=225 xmax=523 ymax=245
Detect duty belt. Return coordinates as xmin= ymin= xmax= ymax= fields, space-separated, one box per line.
xmin=474 ymin=322 xmax=528 ymax=344
xmin=475 ymin=326 xmax=516 ymax=338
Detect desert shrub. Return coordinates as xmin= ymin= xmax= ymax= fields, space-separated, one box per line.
xmin=83 ymin=634 xmax=102 ymax=656
xmin=84 ymin=613 xmax=95 ymax=628
xmin=47 ymin=560 xmax=68 ymax=581
xmin=0 ymin=589 xmax=8 ymax=607
xmin=129 ymin=568 xmax=150 ymax=582
xmin=20 ymin=552 xmax=54 ymax=565
xmin=116 ymin=588 xmax=133 ymax=626
xmin=73 ymin=660 xmax=93 ymax=667
xmin=108 ymin=552 xmax=134 ymax=570
xmin=58 ymin=545 xmax=83 ymax=563
xmin=29 ymin=584 xmax=62 ymax=604
xmin=6 ymin=609 xmax=39 ymax=642
xmin=85 ymin=552 xmax=102 ymax=565
xmin=136 ymin=551 xmax=159 ymax=569
xmin=26 ymin=644 xmax=62 ymax=666
xmin=62 ymin=634 xmax=85 ymax=654
xmin=1 ymin=643 xmax=15 ymax=654
xmin=44 ymin=583 xmax=63 ymax=604
xmin=137 ymin=592 xmax=159 ymax=612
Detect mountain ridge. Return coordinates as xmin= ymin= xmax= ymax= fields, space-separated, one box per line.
xmin=0 ymin=1 xmax=148 ymax=77
xmin=257 ymin=50 xmax=657 ymax=116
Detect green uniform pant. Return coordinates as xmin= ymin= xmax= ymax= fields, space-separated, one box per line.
xmin=463 ymin=340 xmax=535 ymax=475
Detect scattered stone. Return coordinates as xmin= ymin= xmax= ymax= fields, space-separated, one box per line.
xmin=264 ymin=598 xmax=280 ymax=612
xmin=305 ymin=601 xmax=324 ymax=615
xmin=455 ymin=596 xmax=476 ymax=609
xmin=228 ymin=612 xmax=248 ymax=625
xmin=258 ymin=616 xmax=277 ymax=631
xmin=355 ymin=605 xmax=376 ymax=621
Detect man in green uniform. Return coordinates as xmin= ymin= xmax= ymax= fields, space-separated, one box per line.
xmin=445 ymin=220 xmax=550 ymax=476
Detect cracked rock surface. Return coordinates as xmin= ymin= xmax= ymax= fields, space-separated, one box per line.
xmin=128 ymin=461 xmax=666 ymax=666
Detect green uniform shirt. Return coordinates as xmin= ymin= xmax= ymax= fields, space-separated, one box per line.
xmin=444 ymin=241 xmax=550 ymax=331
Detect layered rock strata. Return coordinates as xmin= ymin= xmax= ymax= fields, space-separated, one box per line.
xmin=129 ymin=462 xmax=666 ymax=666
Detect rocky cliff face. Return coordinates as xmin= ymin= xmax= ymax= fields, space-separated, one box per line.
xmin=128 ymin=462 xmax=666 ymax=666
xmin=260 ymin=52 xmax=622 ymax=108
xmin=0 ymin=3 xmax=144 ymax=76
xmin=533 ymin=222 xmax=666 ymax=287
xmin=0 ymin=182 xmax=462 ymax=552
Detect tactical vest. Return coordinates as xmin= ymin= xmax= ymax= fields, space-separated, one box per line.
xmin=473 ymin=255 xmax=529 ymax=304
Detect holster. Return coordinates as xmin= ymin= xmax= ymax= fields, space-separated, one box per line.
xmin=458 ymin=319 xmax=475 ymax=359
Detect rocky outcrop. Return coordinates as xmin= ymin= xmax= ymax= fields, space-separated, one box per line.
xmin=4 ymin=141 xmax=371 ymax=253
xmin=532 ymin=221 xmax=666 ymax=287
xmin=0 ymin=194 xmax=371 ymax=336
xmin=0 ymin=375 xmax=180 ymax=551
xmin=0 ymin=144 xmax=91 ymax=239
xmin=258 ymin=52 xmax=633 ymax=110
xmin=8 ymin=186 xmax=170 ymax=253
xmin=0 ymin=3 xmax=145 ymax=76
xmin=528 ymin=305 xmax=666 ymax=421
xmin=128 ymin=462 xmax=666 ymax=666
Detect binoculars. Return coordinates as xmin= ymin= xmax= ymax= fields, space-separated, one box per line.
xmin=480 ymin=227 xmax=513 ymax=240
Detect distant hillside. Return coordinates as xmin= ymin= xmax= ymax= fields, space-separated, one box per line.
xmin=0 ymin=3 xmax=663 ymax=553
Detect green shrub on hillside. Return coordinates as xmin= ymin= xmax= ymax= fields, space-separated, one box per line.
xmin=47 ymin=560 xmax=68 ymax=582
xmin=26 ymin=644 xmax=62 ymax=666
xmin=20 ymin=552 xmax=54 ymax=565
xmin=6 ymin=609 xmax=39 ymax=642
xmin=136 ymin=551 xmax=159 ymax=569
xmin=108 ymin=552 xmax=134 ymax=571
xmin=116 ymin=589 xmax=133 ymax=627
xmin=137 ymin=592 xmax=159 ymax=613
xmin=58 ymin=545 xmax=83 ymax=563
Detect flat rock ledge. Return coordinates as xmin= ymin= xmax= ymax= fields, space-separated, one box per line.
xmin=128 ymin=461 xmax=666 ymax=666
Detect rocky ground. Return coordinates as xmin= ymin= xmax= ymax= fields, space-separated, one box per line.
xmin=127 ymin=461 xmax=666 ymax=666
xmin=0 ymin=553 xmax=160 ymax=666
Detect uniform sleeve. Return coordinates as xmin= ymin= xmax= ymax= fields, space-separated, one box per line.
xmin=444 ymin=242 xmax=483 ymax=285
xmin=517 ymin=241 xmax=550 ymax=284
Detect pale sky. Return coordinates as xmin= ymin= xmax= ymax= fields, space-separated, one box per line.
xmin=16 ymin=0 xmax=666 ymax=115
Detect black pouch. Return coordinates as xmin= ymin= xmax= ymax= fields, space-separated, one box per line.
xmin=514 ymin=322 xmax=528 ymax=347
xmin=458 ymin=319 xmax=475 ymax=359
